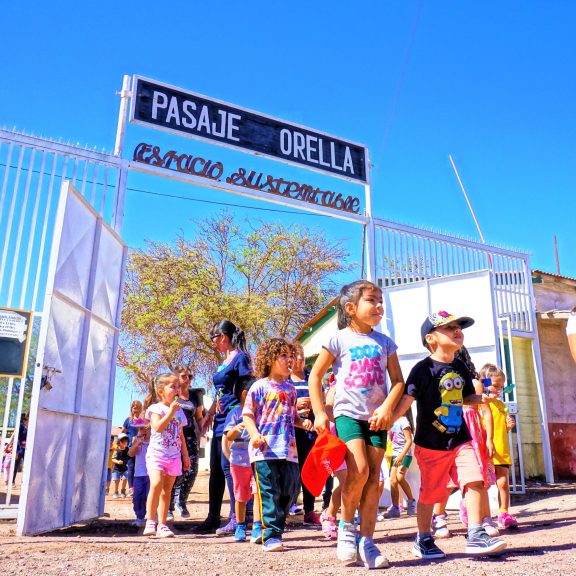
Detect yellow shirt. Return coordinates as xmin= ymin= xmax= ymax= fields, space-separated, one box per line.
xmin=488 ymin=399 xmax=511 ymax=466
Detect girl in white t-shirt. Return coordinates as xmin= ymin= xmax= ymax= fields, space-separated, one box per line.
xmin=310 ymin=280 xmax=405 ymax=569
xmin=143 ymin=373 xmax=190 ymax=538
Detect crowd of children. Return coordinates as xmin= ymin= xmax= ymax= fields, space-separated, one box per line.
xmin=107 ymin=278 xmax=520 ymax=568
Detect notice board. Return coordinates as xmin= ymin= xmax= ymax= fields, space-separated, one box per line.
xmin=0 ymin=307 xmax=33 ymax=378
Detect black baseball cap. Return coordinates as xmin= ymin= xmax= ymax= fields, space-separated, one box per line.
xmin=421 ymin=311 xmax=475 ymax=346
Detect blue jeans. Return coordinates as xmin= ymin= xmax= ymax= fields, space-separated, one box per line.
xmin=133 ymin=475 xmax=150 ymax=520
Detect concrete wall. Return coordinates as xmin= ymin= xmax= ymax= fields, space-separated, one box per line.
xmin=536 ymin=318 xmax=576 ymax=478
xmin=533 ymin=276 xmax=576 ymax=479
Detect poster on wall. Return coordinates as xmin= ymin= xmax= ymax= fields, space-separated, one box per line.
xmin=0 ymin=307 xmax=33 ymax=378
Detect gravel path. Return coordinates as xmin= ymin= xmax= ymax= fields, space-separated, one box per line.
xmin=1 ymin=474 xmax=574 ymax=576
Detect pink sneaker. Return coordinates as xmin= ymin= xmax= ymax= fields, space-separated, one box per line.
xmin=304 ymin=510 xmax=322 ymax=526
xmin=459 ymin=499 xmax=469 ymax=526
xmin=497 ymin=512 xmax=519 ymax=529
xmin=320 ymin=511 xmax=337 ymax=539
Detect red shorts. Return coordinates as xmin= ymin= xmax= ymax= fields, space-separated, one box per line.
xmin=230 ymin=463 xmax=256 ymax=503
xmin=415 ymin=442 xmax=484 ymax=505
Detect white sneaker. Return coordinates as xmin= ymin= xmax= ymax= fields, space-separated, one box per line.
xmin=358 ymin=536 xmax=389 ymax=569
xmin=337 ymin=522 xmax=358 ymax=563
xmin=432 ymin=513 xmax=451 ymax=539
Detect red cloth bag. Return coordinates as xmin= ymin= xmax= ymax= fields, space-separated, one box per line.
xmin=301 ymin=429 xmax=347 ymax=496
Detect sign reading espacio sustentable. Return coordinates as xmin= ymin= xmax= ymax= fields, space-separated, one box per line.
xmin=129 ymin=76 xmax=368 ymax=183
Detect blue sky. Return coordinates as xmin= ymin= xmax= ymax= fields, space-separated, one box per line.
xmin=2 ymin=1 xmax=574 ymax=423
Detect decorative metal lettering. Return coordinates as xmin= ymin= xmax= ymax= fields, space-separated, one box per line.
xmin=133 ymin=143 xmax=361 ymax=214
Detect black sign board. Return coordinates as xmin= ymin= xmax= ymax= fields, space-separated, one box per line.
xmin=130 ymin=76 xmax=368 ymax=183
xmin=0 ymin=308 xmax=33 ymax=378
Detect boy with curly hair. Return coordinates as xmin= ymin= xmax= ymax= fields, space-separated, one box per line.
xmin=243 ymin=337 xmax=313 ymax=552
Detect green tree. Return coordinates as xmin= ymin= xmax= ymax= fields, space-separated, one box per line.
xmin=118 ymin=212 xmax=351 ymax=393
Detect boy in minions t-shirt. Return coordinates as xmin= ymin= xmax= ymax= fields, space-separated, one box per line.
xmin=390 ymin=311 xmax=506 ymax=560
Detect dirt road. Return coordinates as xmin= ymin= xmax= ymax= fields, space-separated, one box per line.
xmin=1 ymin=473 xmax=574 ymax=576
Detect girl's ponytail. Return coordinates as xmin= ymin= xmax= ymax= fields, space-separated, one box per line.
xmin=212 ymin=319 xmax=252 ymax=365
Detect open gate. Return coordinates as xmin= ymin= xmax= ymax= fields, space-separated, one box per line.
xmin=17 ymin=181 xmax=126 ymax=534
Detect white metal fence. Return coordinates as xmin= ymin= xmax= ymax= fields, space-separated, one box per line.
xmin=0 ymin=129 xmax=125 ymax=515
xmin=373 ymin=217 xmax=534 ymax=334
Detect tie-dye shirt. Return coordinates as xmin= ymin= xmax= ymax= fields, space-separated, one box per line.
xmin=325 ymin=328 xmax=398 ymax=421
xmin=145 ymin=402 xmax=188 ymax=459
xmin=242 ymin=377 xmax=299 ymax=463
xmin=389 ymin=416 xmax=413 ymax=456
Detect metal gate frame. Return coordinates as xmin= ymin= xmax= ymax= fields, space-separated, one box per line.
xmin=0 ymin=129 xmax=126 ymax=521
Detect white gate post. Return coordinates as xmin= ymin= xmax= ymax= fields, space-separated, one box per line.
xmin=363 ymin=150 xmax=376 ymax=282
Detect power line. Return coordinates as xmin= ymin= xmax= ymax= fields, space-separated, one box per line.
xmin=0 ymin=160 xmax=330 ymax=218
xmin=126 ymin=187 xmax=330 ymax=217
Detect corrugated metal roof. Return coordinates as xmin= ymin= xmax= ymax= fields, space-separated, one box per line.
xmin=532 ymin=269 xmax=576 ymax=283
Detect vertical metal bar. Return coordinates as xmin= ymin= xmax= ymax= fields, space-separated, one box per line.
xmin=90 ymin=162 xmax=98 ymax=209
xmin=80 ymin=159 xmax=89 ymax=197
xmin=384 ymin=229 xmax=390 ymax=286
xmin=402 ymin=233 xmax=409 ymax=283
xmin=392 ymin=232 xmax=399 ymax=285
xmin=31 ymin=153 xmax=58 ymax=311
xmin=0 ymin=145 xmax=26 ymax=295
xmin=408 ymin=234 xmax=415 ymax=282
xmin=112 ymin=164 xmax=127 ymax=232
xmin=0 ymin=143 xmax=15 ymax=227
xmin=379 ymin=226 xmax=386 ymax=285
xmin=8 ymin=149 xmax=36 ymax=305
xmin=511 ymin=258 xmax=522 ymax=331
xmin=20 ymin=150 xmax=47 ymax=309
xmin=101 ymin=165 xmax=109 ymax=219
xmin=70 ymin=157 xmax=79 ymax=185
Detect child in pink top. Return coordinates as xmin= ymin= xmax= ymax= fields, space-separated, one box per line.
xmin=143 ymin=373 xmax=190 ymax=538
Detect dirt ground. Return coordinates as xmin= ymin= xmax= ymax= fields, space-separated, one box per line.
xmin=1 ymin=472 xmax=575 ymax=576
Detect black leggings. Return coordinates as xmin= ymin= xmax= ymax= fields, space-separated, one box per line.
xmin=295 ymin=428 xmax=316 ymax=513
xmin=208 ymin=435 xmax=235 ymax=519
xmin=170 ymin=436 xmax=199 ymax=510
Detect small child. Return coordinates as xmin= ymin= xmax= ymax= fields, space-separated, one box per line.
xmin=242 ymin=337 xmax=313 ymax=552
xmin=111 ymin=434 xmax=130 ymax=498
xmin=391 ymin=310 xmax=506 ymax=560
xmin=224 ymin=398 xmax=263 ymax=543
xmin=143 ymin=373 xmax=190 ymax=538
xmin=479 ymin=363 xmax=519 ymax=529
xmin=128 ymin=424 xmax=151 ymax=527
xmin=319 ymin=384 xmax=347 ymax=540
xmin=309 ymin=280 xmax=405 ymax=569
xmin=106 ymin=435 xmax=114 ymax=495
xmin=1 ymin=444 xmax=12 ymax=486
xmin=383 ymin=412 xmax=416 ymax=518
xmin=432 ymin=346 xmax=498 ymax=539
